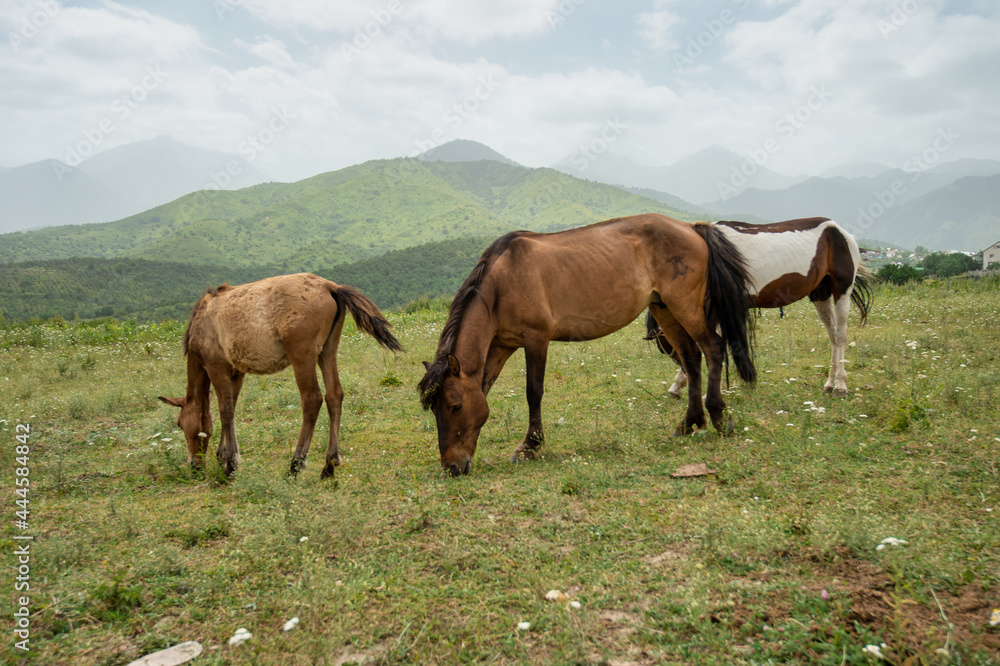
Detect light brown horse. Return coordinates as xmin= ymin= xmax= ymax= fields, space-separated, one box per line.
xmin=646 ymin=217 xmax=875 ymax=397
xmin=159 ymin=273 xmax=402 ymax=478
xmin=418 ymin=213 xmax=757 ymax=476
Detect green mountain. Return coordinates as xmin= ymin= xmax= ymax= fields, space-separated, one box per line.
xmin=0 ymin=158 xmax=699 ymax=271
xmin=0 ymin=156 xmax=706 ymax=322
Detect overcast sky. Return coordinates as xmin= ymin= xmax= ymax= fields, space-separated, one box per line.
xmin=2 ymin=0 xmax=998 ymax=182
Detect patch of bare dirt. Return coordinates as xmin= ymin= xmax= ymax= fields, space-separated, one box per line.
xmin=735 ymin=547 xmax=1000 ymax=658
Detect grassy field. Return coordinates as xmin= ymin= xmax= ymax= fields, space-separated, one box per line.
xmin=1 ymin=277 xmax=999 ymax=665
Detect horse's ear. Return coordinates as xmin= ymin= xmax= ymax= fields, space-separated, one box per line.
xmin=423 ymin=361 xmax=432 ymax=371
xmin=158 ymin=396 xmax=185 ymax=408
xmin=447 ymin=354 xmax=461 ymax=377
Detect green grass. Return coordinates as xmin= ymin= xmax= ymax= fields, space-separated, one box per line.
xmin=1 ymin=277 xmax=999 ymax=664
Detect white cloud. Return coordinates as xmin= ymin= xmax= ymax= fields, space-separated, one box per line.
xmin=715 ymin=0 xmax=1000 ymax=170
xmin=636 ymin=1 xmax=684 ymax=53
xmin=0 ymin=0 xmax=997 ymax=182
xmin=235 ymin=37 xmax=297 ymax=69
xmin=236 ymin=0 xmax=566 ymax=43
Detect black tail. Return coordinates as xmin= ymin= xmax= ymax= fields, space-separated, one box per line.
xmin=850 ymin=265 xmax=876 ymax=325
xmin=331 ymin=285 xmax=404 ymax=352
xmin=692 ymin=223 xmax=757 ymax=384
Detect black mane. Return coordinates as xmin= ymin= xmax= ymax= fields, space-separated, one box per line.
xmin=418 ymin=231 xmax=525 ymax=408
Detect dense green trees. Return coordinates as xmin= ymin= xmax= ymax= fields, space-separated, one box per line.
xmin=920 ymin=252 xmax=979 ymax=277
xmin=0 ymin=237 xmax=489 ymax=322
xmin=876 ymin=263 xmax=923 ymax=285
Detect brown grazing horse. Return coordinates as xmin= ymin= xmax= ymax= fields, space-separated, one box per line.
xmin=646 ymin=217 xmax=875 ymax=396
xmin=159 ymin=273 xmax=402 ymax=478
xmin=418 ymin=213 xmax=757 ymax=476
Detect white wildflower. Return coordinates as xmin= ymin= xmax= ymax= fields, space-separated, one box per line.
xmin=283 ymin=617 xmax=299 ymax=632
xmin=862 ymin=643 xmax=887 ymax=659
xmin=876 ymin=537 xmax=908 ymax=551
xmin=228 ymin=628 xmax=253 ymax=646
xmin=517 ymin=621 xmax=531 ymax=631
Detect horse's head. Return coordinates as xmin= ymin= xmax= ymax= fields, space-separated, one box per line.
xmin=157 ymin=393 xmax=213 ymax=467
xmin=420 ymin=354 xmax=489 ymax=476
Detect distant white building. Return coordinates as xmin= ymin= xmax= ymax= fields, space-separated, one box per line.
xmin=984 ymin=241 xmax=1000 ymax=270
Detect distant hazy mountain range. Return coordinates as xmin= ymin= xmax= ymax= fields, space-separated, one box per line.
xmin=2 ymin=136 xmax=998 ymax=254
xmin=553 ymin=145 xmax=807 ymax=206
xmin=1 ymin=137 xmax=997 ymax=321
xmin=418 ymin=139 xmax=519 ymax=166
xmin=0 ymin=152 xmax=698 ymax=269
xmin=0 ymin=136 xmax=269 ymax=234
xmin=551 ymin=145 xmax=1000 ymax=252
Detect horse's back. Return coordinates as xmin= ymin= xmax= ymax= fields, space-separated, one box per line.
xmin=485 ymin=214 xmax=705 ymax=341
xmin=191 ymin=274 xmax=337 ymax=375
xmin=716 ymin=218 xmax=860 ymax=306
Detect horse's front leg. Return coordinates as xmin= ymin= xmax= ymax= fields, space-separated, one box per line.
xmin=510 ymin=336 xmax=549 ymax=463
xmin=208 ymin=368 xmax=243 ymax=476
xmin=668 ymin=366 xmax=688 ymax=399
xmin=482 ymin=341 xmax=515 ymax=396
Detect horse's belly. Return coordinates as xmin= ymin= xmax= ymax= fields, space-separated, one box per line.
xmin=225 ymin=338 xmax=290 ymax=375
xmin=551 ymin=304 xmax=645 ymax=342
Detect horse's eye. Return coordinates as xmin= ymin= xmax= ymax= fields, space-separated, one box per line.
xmin=451 ymin=403 xmax=463 ymax=414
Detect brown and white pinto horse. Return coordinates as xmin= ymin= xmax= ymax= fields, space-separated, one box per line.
xmin=646 ymin=217 xmax=874 ymax=397
xmin=159 ymin=274 xmax=402 ymax=478
xmin=418 ymin=214 xmax=757 ymax=476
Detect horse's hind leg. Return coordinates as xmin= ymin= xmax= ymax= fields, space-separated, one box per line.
xmin=831 ymin=295 xmax=851 ymax=395
xmin=699 ymin=334 xmax=733 ymax=434
xmin=814 ymin=297 xmax=849 ymax=396
xmin=650 ymin=309 xmax=706 ymax=435
xmin=288 ymin=355 xmax=325 ymax=476
xmin=317 ymin=343 xmax=344 ymax=480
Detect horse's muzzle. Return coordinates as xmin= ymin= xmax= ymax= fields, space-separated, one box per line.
xmin=444 ymin=458 xmax=471 ymax=476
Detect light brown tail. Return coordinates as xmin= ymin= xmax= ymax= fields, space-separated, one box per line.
xmin=329 ymin=284 xmax=404 ymax=352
